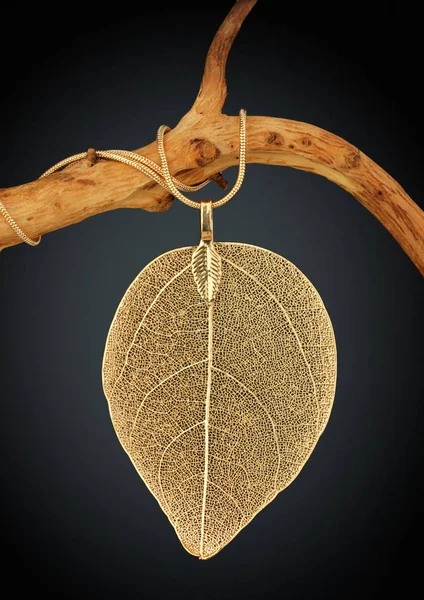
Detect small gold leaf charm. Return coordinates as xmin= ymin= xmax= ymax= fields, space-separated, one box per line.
xmin=191 ymin=200 xmax=222 ymax=304
xmin=191 ymin=241 xmax=222 ymax=304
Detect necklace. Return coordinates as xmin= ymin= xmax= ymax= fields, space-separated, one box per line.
xmin=102 ymin=110 xmax=337 ymax=559
xmin=0 ymin=109 xmax=336 ymax=559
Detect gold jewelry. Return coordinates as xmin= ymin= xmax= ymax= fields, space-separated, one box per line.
xmin=157 ymin=109 xmax=247 ymax=209
xmin=40 ymin=149 xmax=212 ymax=194
xmin=5 ymin=109 xmax=337 ymax=559
xmin=0 ymin=201 xmax=41 ymax=246
xmin=0 ymin=137 xmax=215 ymax=247
xmin=102 ymin=110 xmax=337 ymax=559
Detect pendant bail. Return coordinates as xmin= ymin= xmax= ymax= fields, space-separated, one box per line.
xmin=193 ymin=199 xmax=222 ymax=305
xmin=200 ymin=200 xmax=214 ymax=242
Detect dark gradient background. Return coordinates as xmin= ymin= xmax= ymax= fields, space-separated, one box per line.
xmin=1 ymin=2 xmax=423 ymax=598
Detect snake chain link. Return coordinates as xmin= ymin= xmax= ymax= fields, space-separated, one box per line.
xmin=157 ymin=108 xmax=246 ymax=209
xmin=0 ymin=110 xmax=247 ymax=245
xmin=0 ymin=204 xmax=42 ymax=246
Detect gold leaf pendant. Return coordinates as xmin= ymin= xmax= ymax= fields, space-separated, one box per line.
xmin=102 ymin=201 xmax=337 ymax=559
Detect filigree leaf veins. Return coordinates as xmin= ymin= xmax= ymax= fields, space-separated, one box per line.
xmin=102 ymin=243 xmax=337 ymax=559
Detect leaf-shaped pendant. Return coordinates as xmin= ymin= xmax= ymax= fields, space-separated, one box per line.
xmin=102 ymin=201 xmax=337 ymax=559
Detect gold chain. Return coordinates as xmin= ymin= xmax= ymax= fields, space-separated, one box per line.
xmin=0 ymin=110 xmax=247 ymax=246
xmin=157 ymin=109 xmax=246 ymax=209
xmin=0 ymin=202 xmax=41 ymax=246
xmin=39 ymin=150 xmax=212 ymax=193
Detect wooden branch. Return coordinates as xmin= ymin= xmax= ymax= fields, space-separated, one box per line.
xmin=1 ymin=0 xmax=423 ymax=275
xmin=191 ymin=0 xmax=257 ymax=115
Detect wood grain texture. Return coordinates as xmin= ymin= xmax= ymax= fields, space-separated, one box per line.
xmin=1 ymin=0 xmax=423 ymax=274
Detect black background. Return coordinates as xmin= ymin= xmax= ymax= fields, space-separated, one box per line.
xmin=1 ymin=1 xmax=423 ymax=598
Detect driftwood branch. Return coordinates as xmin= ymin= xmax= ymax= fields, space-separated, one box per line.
xmin=1 ymin=0 xmax=423 ymax=274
